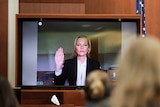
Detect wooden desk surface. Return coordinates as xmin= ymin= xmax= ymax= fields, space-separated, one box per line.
xmin=21 ymin=89 xmax=86 ymax=106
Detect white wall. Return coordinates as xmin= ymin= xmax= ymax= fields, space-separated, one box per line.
xmin=121 ymin=22 xmax=138 ymax=55
xmin=22 ymin=22 xmax=38 ymax=86
xmin=8 ymin=0 xmax=19 ymax=87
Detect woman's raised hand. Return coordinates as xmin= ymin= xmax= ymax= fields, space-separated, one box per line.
xmin=55 ymin=47 xmax=64 ymax=72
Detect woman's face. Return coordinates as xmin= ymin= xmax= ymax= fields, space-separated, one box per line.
xmin=75 ymin=37 xmax=89 ymax=57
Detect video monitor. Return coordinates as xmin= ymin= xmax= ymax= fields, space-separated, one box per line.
xmin=16 ymin=15 xmax=140 ymax=88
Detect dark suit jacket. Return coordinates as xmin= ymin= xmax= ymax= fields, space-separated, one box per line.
xmin=54 ymin=57 xmax=100 ymax=85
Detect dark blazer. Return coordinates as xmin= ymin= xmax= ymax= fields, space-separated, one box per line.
xmin=54 ymin=57 xmax=100 ymax=85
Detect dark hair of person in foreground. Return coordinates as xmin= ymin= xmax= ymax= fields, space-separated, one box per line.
xmin=0 ymin=76 xmax=19 ymax=107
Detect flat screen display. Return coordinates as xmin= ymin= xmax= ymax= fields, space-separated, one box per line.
xmin=19 ymin=18 xmax=139 ymax=87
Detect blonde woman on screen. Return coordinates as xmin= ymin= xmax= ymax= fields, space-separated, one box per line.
xmin=54 ymin=35 xmax=100 ymax=86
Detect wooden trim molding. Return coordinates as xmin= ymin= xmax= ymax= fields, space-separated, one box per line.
xmin=0 ymin=0 xmax=8 ymax=78
xmin=19 ymin=0 xmax=84 ymax=3
xmin=16 ymin=14 xmax=141 ymax=19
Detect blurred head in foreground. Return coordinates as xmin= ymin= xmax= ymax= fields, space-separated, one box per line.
xmin=0 ymin=76 xmax=19 ymax=107
xmin=112 ymin=36 xmax=160 ymax=107
xmin=85 ymin=69 xmax=112 ymax=102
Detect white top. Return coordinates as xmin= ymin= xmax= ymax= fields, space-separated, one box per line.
xmin=76 ymin=58 xmax=87 ymax=86
xmin=55 ymin=69 xmax=62 ymax=76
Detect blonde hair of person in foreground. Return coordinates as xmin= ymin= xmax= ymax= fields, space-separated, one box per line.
xmin=112 ymin=36 xmax=160 ymax=107
xmin=84 ymin=69 xmax=112 ymax=107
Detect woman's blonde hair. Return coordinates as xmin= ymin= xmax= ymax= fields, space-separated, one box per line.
xmin=112 ymin=36 xmax=160 ymax=107
xmin=72 ymin=35 xmax=91 ymax=58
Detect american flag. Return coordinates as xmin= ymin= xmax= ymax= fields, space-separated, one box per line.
xmin=136 ymin=0 xmax=146 ymax=38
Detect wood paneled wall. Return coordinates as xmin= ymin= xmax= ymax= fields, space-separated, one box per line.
xmin=19 ymin=0 xmax=137 ymax=14
xmin=85 ymin=0 xmax=136 ymax=14
xmin=0 ymin=0 xmax=8 ymax=78
xmin=19 ymin=0 xmax=160 ymax=39
xmin=145 ymin=0 xmax=160 ymax=38
xmin=19 ymin=0 xmax=85 ymax=14
xmin=19 ymin=0 xmax=136 ymax=14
